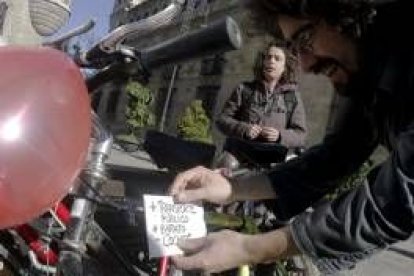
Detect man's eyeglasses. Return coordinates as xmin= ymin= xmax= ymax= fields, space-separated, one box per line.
xmin=289 ymin=22 xmax=351 ymax=76
xmin=289 ymin=23 xmax=316 ymax=53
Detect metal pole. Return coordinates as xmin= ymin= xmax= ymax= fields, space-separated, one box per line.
xmin=159 ymin=65 xmax=178 ymax=132
xmin=158 ymin=0 xmax=212 ymax=132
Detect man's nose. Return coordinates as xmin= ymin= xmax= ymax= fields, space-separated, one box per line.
xmin=269 ymin=59 xmax=277 ymax=65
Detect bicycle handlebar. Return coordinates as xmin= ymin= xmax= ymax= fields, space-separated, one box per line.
xmin=85 ymin=16 xmax=243 ymax=91
xmin=140 ymin=16 xmax=242 ymax=70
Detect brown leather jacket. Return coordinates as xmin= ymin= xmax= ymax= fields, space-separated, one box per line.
xmin=216 ymin=81 xmax=307 ymax=148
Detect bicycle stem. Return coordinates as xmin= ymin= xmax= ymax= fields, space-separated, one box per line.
xmin=58 ymin=112 xmax=113 ymax=274
xmin=65 ymin=112 xmax=112 ymax=246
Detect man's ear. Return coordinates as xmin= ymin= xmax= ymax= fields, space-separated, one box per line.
xmin=277 ymin=15 xmax=310 ymax=40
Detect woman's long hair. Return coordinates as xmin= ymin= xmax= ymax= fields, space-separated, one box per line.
xmin=253 ymin=42 xmax=298 ymax=85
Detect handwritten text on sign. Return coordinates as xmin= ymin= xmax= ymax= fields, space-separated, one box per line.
xmin=143 ymin=195 xmax=207 ymax=258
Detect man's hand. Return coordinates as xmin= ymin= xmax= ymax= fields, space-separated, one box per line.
xmin=171 ymin=230 xmax=251 ymax=273
xmin=171 ymin=227 xmax=299 ymax=273
xmin=247 ymin=124 xmax=262 ymax=140
xmin=169 ymin=166 xmax=232 ymax=204
xmin=260 ymin=127 xmax=280 ymax=142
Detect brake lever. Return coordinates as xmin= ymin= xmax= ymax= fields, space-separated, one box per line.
xmin=82 ymin=0 xmax=185 ymax=67
xmin=83 ymin=46 xmax=150 ymax=91
xmin=78 ymin=46 xmax=137 ymax=69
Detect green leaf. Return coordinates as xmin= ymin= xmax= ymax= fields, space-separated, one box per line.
xmin=124 ymin=80 xmax=155 ymax=132
xmin=176 ymin=100 xmax=213 ymax=144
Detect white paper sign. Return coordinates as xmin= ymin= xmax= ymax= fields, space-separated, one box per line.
xmin=143 ymin=195 xmax=207 ymax=258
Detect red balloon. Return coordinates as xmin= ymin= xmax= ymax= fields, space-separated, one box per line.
xmin=0 ymin=47 xmax=91 ymax=228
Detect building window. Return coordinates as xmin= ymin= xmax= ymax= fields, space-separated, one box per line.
xmin=200 ymin=54 xmax=225 ymax=76
xmin=106 ymin=90 xmax=121 ymax=116
xmin=161 ymin=65 xmax=181 ymax=81
xmin=196 ymin=85 xmax=220 ymax=118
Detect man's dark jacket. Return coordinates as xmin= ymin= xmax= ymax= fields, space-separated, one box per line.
xmin=265 ymin=0 xmax=414 ymax=273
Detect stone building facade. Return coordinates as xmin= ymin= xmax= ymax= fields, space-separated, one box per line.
xmin=104 ymin=0 xmax=335 ymax=148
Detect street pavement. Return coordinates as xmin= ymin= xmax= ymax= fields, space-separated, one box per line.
xmin=106 ymin=146 xmax=414 ymax=276
xmin=351 ymin=238 xmax=414 ymax=276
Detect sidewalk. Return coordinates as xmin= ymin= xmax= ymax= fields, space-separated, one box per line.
xmin=350 ymin=236 xmax=414 ymax=276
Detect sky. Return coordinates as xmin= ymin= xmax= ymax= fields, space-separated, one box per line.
xmin=53 ymin=0 xmax=115 ymax=48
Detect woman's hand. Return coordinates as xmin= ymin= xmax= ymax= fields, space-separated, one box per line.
xmin=247 ymin=124 xmax=262 ymax=140
xmin=260 ymin=127 xmax=280 ymax=142
xmin=169 ymin=166 xmax=233 ymax=205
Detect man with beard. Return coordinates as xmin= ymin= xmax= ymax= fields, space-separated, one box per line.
xmin=168 ymin=0 xmax=414 ymax=274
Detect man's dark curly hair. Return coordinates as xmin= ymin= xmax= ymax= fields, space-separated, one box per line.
xmin=253 ymin=41 xmax=299 ymax=84
xmin=244 ymin=0 xmax=378 ymax=38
